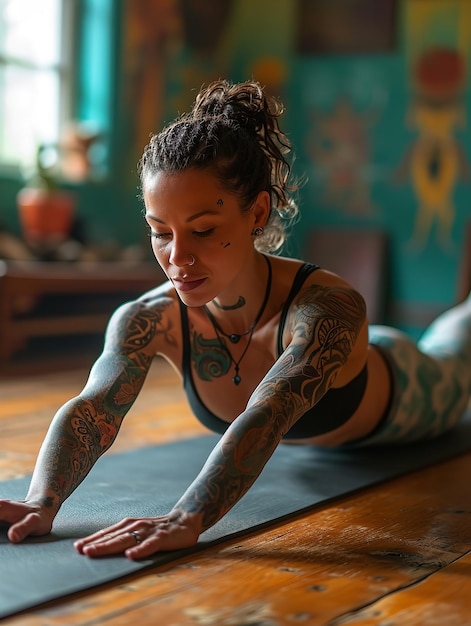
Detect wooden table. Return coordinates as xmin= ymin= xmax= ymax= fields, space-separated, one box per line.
xmin=0 ymin=260 xmax=165 ymax=373
xmin=1 ymin=358 xmax=471 ymax=624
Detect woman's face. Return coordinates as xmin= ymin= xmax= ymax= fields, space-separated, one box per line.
xmin=143 ymin=168 xmax=262 ymax=306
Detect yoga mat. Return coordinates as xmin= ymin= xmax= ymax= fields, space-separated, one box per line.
xmin=2 ymin=412 xmax=471 ymax=619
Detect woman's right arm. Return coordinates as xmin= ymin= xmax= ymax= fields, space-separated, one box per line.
xmin=1 ymin=295 xmax=170 ymax=542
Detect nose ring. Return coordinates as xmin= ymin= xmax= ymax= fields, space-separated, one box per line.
xmin=187 ymin=255 xmax=195 ymax=266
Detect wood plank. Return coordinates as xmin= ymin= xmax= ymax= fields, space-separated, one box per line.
xmin=1 ymin=359 xmax=471 ymax=625
xmin=337 ymin=551 xmax=471 ymax=625
xmin=0 ymin=260 xmax=165 ymax=294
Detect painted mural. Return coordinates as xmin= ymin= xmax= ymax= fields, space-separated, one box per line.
xmin=306 ymin=95 xmax=382 ymax=217
xmin=301 ymin=0 xmax=471 ymax=257
xmin=400 ymin=0 xmax=471 ymax=251
xmin=303 ymin=63 xmax=388 ymax=218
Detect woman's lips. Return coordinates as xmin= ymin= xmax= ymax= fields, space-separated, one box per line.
xmin=172 ymin=277 xmax=207 ymax=292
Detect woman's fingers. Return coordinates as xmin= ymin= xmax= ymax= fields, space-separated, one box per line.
xmin=78 ymin=532 xmax=139 ymax=557
xmin=74 ymin=518 xmax=133 ymax=550
xmin=74 ymin=515 xmax=199 ymax=560
xmin=0 ymin=500 xmax=53 ymax=542
xmin=8 ymin=512 xmax=41 ymax=542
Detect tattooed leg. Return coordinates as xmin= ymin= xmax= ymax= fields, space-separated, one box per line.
xmin=348 ymin=307 xmax=471 ymax=447
xmin=418 ymin=296 xmax=471 ymax=364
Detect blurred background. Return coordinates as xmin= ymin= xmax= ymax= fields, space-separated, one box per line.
xmin=1 ymin=0 xmax=470 ymax=370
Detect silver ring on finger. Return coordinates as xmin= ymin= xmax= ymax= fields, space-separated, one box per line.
xmin=129 ymin=530 xmax=142 ymax=544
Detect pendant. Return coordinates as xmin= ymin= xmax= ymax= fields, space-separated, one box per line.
xmin=229 ymin=334 xmax=240 ymax=344
xmin=232 ymin=375 xmax=241 ymax=385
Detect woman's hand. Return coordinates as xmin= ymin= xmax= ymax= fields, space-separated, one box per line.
xmin=0 ymin=499 xmax=56 ymax=542
xmin=74 ymin=509 xmax=202 ymax=560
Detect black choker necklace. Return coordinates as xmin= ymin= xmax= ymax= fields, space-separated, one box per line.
xmin=204 ymin=255 xmax=272 ymax=385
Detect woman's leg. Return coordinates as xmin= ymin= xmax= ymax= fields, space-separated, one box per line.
xmin=353 ymin=297 xmax=471 ymax=446
xmin=418 ymin=294 xmax=471 ymax=363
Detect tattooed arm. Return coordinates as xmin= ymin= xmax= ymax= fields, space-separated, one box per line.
xmin=172 ymin=284 xmax=367 ymax=534
xmin=1 ymin=296 xmax=171 ymax=542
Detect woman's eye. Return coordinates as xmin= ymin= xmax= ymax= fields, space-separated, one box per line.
xmin=194 ymin=228 xmax=215 ymax=238
xmin=148 ymin=228 xmax=215 ymax=240
xmin=150 ymin=231 xmax=171 ymax=240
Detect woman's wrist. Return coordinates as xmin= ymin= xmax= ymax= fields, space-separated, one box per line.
xmin=25 ymin=491 xmax=61 ymax=517
xmin=168 ymin=507 xmax=204 ymax=538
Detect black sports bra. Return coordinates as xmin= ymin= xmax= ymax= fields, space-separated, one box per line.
xmin=180 ymin=263 xmax=368 ymax=439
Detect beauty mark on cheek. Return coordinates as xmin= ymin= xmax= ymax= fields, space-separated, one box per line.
xmin=217 ymin=198 xmax=224 ymax=206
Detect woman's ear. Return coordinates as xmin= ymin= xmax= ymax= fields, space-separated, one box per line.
xmin=250 ymin=191 xmax=271 ymax=228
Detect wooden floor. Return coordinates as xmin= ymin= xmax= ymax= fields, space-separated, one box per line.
xmin=1 ymin=357 xmax=471 ymax=626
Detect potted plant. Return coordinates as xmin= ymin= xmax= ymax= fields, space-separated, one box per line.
xmin=16 ymin=144 xmax=76 ymax=250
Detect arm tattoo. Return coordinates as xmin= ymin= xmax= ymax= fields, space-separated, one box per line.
xmin=174 ymin=284 xmax=366 ymax=531
xmin=176 ymin=406 xmax=279 ymax=529
xmin=29 ymin=299 xmax=172 ymax=507
xmin=272 ymin=284 xmax=367 ymax=407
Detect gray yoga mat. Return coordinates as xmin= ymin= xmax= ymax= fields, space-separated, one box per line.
xmin=2 ymin=412 xmax=471 ymax=619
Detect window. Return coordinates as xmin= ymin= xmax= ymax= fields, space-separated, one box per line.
xmin=0 ymin=0 xmax=74 ymax=170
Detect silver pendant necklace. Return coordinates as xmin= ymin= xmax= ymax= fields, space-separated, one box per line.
xmin=204 ymin=255 xmax=272 ymax=385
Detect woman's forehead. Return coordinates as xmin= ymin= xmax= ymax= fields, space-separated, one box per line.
xmin=144 ymin=168 xmax=222 ymax=191
xmin=144 ymin=169 xmax=236 ymax=208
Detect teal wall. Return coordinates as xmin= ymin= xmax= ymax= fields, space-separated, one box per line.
xmin=1 ymin=0 xmax=470 ymax=336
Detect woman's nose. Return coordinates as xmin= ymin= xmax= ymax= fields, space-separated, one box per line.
xmin=168 ymin=241 xmax=192 ymax=267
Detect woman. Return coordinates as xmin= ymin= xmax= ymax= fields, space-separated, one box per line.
xmin=1 ymin=80 xmax=470 ymax=560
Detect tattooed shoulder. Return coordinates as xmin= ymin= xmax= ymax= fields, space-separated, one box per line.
xmin=104 ymin=296 xmax=177 ymax=355
xmin=260 ymin=284 xmax=367 ymax=410
xmin=295 ymin=283 xmax=366 ymax=335
xmin=282 ymin=283 xmax=366 ymax=379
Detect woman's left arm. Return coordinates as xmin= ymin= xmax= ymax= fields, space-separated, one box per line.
xmin=173 ymin=284 xmax=367 ymax=533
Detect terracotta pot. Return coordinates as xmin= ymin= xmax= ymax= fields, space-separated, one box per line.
xmin=17 ymin=188 xmax=75 ymax=244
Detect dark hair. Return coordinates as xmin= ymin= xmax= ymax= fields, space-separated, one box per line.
xmin=138 ymin=80 xmax=299 ymax=253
